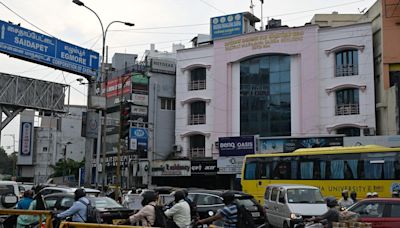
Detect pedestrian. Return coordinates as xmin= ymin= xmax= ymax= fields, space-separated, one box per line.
xmin=392 ymin=191 xmax=399 ymax=198
xmin=372 ymin=192 xmax=379 ymax=198
xmin=129 ymin=191 xmax=157 ymax=226
xmin=16 ymin=190 xmax=34 ymax=210
xmin=338 ymin=190 xmax=353 ymax=208
xmin=196 ymin=191 xmax=238 ymax=228
xmin=164 ymin=190 xmax=191 ymax=228
xmin=366 ymin=192 xmax=373 ymax=198
xmin=55 ymin=189 xmax=89 ymax=222
xmin=350 ymin=191 xmax=357 ymax=204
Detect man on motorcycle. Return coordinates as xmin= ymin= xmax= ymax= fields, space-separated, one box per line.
xmin=305 ymin=197 xmax=339 ymax=228
xmin=55 ymin=189 xmax=89 ymax=222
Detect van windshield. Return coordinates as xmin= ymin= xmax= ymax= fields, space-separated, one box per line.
xmin=287 ymin=189 xmax=324 ymax=204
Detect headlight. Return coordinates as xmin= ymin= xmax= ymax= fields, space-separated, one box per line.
xmin=290 ymin=213 xmax=302 ymax=220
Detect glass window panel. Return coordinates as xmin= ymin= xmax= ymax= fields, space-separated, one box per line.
xmin=280 ymin=83 xmax=290 ymax=93
xmin=300 ymin=162 xmax=314 ymax=179
xmin=244 ymin=162 xmax=257 ymax=180
xmin=270 ymin=84 xmax=280 ymax=95
xmin=280 ymin=71 xmax=290 ymax=83
xmin=270 ymin=72 xmax=280 ymax=83
xmin=330 ymin=160 xmax=345 ymax=179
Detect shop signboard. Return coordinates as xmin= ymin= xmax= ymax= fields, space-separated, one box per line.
xmin=191 ymin=160 xmax=218 ymax=175
xmin=258 ymin=136 xmax=343 ymax=153
xmin=211 ymin=13 xmax=243 ymax=40
xmin=150 ymin=58 xmax=176 ymax=75
xmin=218 ymin=136 xmax=255 ymax=156
xmin=129 ymin=127 xmax=148 ymax=152
xmin=152 ymin=160 xmax=191 ymax=176
xmin=132 ymin=73 xmax=148 ymax=85
xmin=131 ymin=105 xmax=147 ymax=116
xmin=131 ymin=94 xmax=148 ymax=106
xmin=0 ymin=20 xmax=99 ymax=77
xmin=217 ymin=156 xmax=244 ymax=174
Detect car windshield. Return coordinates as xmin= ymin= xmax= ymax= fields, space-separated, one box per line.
xmin=237 ymin=198 xmax=256 ymax=207
xmin=90 ymin=197 xmax=123 ymax=209
xmin=287 ymin=189 xmax=324 ymax=204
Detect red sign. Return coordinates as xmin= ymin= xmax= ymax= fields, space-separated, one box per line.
xmin=102 ymin=74 xmax=131 ymax=98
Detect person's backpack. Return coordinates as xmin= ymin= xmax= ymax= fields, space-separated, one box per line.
xmin=235 ymin=203 xmax=255 ymax=228
xmin=79 ymin=199 xmax=102 ymax=223
xmin=184 ymin=198 xmax=198 ymax=220
xmin=151 ymin=205 xmax=168 ymax=227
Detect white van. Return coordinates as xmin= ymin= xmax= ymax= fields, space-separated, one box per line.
xmin=0 ymin=181 xmax=20 ymax=209
xmin=264 ymin=184 xmax=328 ymax=228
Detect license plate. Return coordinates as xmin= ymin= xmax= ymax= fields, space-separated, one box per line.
xmin=251 ymin=212 xmax=260 ymax=217
xmin=112 ymin=219 xmax=125 ymax=225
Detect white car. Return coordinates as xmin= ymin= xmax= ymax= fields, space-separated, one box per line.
xmin=264 ymin=184 xmax=328 ymax=228
xmin=0 ymin=181 xmax=20 ymax=209
xmin=38 ymin=186 xmax=100 ymax=197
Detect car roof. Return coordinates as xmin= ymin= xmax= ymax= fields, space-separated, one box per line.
xmin=266 ymin=184 xmax=320 ymax=190
xmin=0 ymin=181 xmax=18 ymax=185
xmin=359 ymin=198 xmax=400 ymax=202
xmin=189 ymin=189 xmax=223 ymax=195
xmin=42 ymin=186 xmax=100 ymax=193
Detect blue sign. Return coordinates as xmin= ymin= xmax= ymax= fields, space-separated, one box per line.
xmin=129 ymin=127 xmax=148 ymax=151
xmin=0 ymin=20 xmax=99 ymax=78
xmin=211 ymin=13 xmax=243 ymax=40
xmin=20 ymin=122 xmax=33 ymax=156
xmin=218 ymin=136 xmax=255 ymax=156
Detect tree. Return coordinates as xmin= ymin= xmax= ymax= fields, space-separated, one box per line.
xmin=50 ymin=159 xmax=85 ymax=180
xmin=0 ymin=147 xmax=15 ymax=175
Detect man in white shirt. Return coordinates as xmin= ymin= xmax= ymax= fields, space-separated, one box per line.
xmin=338 ymin=190 xmax=354 ymax=208
xmin=164 ymin=191 xmax=191 ymax=228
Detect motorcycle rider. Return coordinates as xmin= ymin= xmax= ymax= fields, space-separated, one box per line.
xmin=129 ymin=191 xmax=157 ymax=226
xmin=164 ymin=190 xmax=191 ymax=228
xmin=55 ymin=189 xmax=89 ymax=222
xmin=16 ymin=190 xmax=34 ymax=210
xmin=305 ymin=197 xmax=339 ymax=228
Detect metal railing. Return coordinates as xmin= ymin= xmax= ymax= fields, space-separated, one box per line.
xmin=336 ymin=104 xmax=360 ymax=115
xmin=188 ymin=80 xmax=206 ymax=91
xmin=190 ymin=148 xmax=205 ymax=158
xmin=188 ymin=114 xmax=206 ymax=125
xmin=0 ymin=209 xmax=53 ymax=228
xmin=335 ymin=64 xmax=359 ymax=77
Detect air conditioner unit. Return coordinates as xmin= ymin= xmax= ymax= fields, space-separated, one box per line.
xmin=215 ymin=141 xmax=219 ymax=148
xmin=172 ymin=144 xmax=182 ymax=153
xmin=363 ymin=127 xmax=376 ymax=136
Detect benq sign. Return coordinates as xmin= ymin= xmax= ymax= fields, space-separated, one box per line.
xmin=218 ymin=136 xmax=255 ymax=156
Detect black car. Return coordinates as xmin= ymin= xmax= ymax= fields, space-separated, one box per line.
xmin=188 ymin=189 xmax=266 ymax=225
xmin=44 ymin=193 xmax=133 ymax=224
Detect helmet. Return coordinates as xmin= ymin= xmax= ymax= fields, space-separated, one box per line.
xmin=325 ymin=196 xmax=338 ymax=208
xmin=74 ymin=188 xmax=86 ymax=201
xmin=221 ymin=191 xmax=235 ymax=205
xmin=174 ymin=190 xmax=185 ymax=203
xmin=141 ymin=191 xmax=157 ymax=206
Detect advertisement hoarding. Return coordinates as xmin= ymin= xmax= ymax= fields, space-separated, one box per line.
xmin=217 ymin=156 xmax=244 ymax=174
xmin=0 ymin=20 xmax=99 ymax=78
xmin=102 ymin=74 xmax=131 ymax=98
xmin=218 ymin=136 xmax=255 ymax=156
xmin=129 ymin=127 xmax=148 ymax=152
xmin=258 ymin=136 xmax=343 ymax=153
xmin=211 ymin=13 xmax=243 ymax=40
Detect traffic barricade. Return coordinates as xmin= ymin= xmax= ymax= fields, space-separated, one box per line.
xmin=0 ymin=209 xmax=53 ymax=228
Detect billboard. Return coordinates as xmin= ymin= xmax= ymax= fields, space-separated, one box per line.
xmin=150 ymin=58 xmax=176 ymax=75
xmin=102 ymin=74 xmax=131 ymax=98
xmin=218 ymin=136 xmax=255 ymax=156
xmin=211 ymin=13 xmax=243 ymax=40
xmin=17 ymin=110 xmax=35 ymax=165
xmin=129 ymin=127 xmax=148 ymax=152
xmin=258 ymin=136 xmax=343 ymax=153
xmin=0 ymin=20 xmax=99 ymax=78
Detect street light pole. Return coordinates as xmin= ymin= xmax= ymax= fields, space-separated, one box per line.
xmin=72 ymin=0 xmax=134 ymax=189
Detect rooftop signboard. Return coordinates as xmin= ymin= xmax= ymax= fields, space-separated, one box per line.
xmin=0 ymin=20 xmax=99 ymax=78
xmin=211 ymin=13 xmax=243 ymax=40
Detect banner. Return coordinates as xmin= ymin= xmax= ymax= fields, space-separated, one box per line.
xmin=218 ymin=136 xmax=255 ymax=156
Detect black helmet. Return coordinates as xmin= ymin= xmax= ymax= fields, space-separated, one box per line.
xmin=74 ymin=188 xmax=86 ymax=201
xmin=141 ymin=191 xmax=157 ymax=206
xmin=326 ymin=196 xmax=338 ymax=208
xmin=221 ymin=191 xmax=235 ymax=205
xmin=174 ymin=190 xmax=185 ymax=203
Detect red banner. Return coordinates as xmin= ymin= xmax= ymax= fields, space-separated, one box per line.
xmin=102 ymin=74 xmax=131 ymax=98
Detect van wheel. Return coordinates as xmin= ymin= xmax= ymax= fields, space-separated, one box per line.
xmin=283 ymin=222 xmax=289 ymax=228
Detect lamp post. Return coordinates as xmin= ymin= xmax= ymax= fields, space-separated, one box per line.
xmin=73 ymin=0 xmax=134 ymax=189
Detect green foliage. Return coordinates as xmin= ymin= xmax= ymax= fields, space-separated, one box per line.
xmin=0 ymin=147 xmax=17 ymax=175
xmin=50 ymin=158 xmax=85 ymax=180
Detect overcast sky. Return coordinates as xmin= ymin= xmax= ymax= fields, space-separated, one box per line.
xmin=0 ymin=0 xmax=377 ymax=153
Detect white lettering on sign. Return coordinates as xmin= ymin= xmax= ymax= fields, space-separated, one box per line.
xmin=219 ymin=142 xmax=236 ymax=149
xmin=14 ymin=37 xmax=48 ymax=52
xmin=60 ymin=52 xmax=86 ymax=65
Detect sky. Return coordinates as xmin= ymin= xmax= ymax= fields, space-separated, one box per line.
xmin=0 ymin=0 xmax=377 ymax=153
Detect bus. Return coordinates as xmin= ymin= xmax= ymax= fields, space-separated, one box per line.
xmin=241 ymin=145 xmax=400 ymax=204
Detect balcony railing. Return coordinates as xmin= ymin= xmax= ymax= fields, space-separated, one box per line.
xmin=190 ymin=148 xmax=205 ymax=158
xmin=336 ymin=104 xmax=360 ymax=115
xmin=336 ymin=64 xmax=359 ymax=77
xmin=188 ymin=80 xmax=206 ymax=91
xmin=188 ymin=114 xmax=206 ymax=125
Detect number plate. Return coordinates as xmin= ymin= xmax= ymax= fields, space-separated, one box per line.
xmin=251 ymin=212 xmax=260 ymax=217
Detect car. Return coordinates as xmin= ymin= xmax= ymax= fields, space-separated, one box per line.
xmin=0 ymin=181 xmax=19 ymax=209
xmin=346 ymin=198 xmax=400 ymax=228
xmin=188 ymin=189 xmax=266 ymax=226
xmin=264 ymin=184 xmax=328 ymax=228
xmin=38 ymin=186 xmax=100 ymax=197
xmin=44 ymin=193 xmax=133 ymax=224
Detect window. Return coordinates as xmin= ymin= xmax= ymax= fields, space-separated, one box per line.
xmin=0 ymin=185 xmax=14 ymax=195
xmin=350 ymin=202 xmax=384 ymax=217
xmin=189 ymin=67 xmax=206 ymax=90
xmin=189 ymin=101 xmax=206 ymax=125
xmin=389 ymin=204 xmax=400 ymax=217
xmin=189 ymin=134 xmax=205 ymax=158
xmin=240 ymin=55 xmax=291 ymax=137
xmin=271 ymin=188 xmax=279 ymax=202
xmin=244 ymin=161 xmax=257 ymax=180
xmin=160 ymin=97 xmax=175 ymax=110
xmin=336 ymin=88 xmax=359 ymax=115
xmin=60 ymin=197 xmax=74 ymax=209
xmin=45 ymin=196 xmax=58 ymax=209
xmin=336 ymin=50 xmax=358 ymax=76
xmin=278 ymin=190 xmax=286 ymax=204
xmin=337 ymin=127 xmax=361 ymax=136
xmin=264 ymin=187 xmax=271 ymax=200
xmin=197 ymin=194 xmax=223 ymax=206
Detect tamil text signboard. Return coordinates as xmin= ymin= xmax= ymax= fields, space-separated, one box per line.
xmin=191 ymin=160 xmax=218 ymax=175
xmin=218 ymin=136 xmax=255 ymax=156
xmin=0 ymin=20 xmax=99 ymax=78
xmin=211 ymin=13 xmax=243 ymax=40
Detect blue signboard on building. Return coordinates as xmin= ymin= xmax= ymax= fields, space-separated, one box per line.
xmin=129 ymin=127 xmax=148 ymax=152
xmin=211 ymin=13 xmax=243 ymax=40
xmin=218 ymin=136 xmax=255 ymax=156
xmin=0 ymin=20 xmax=99 ymax=78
